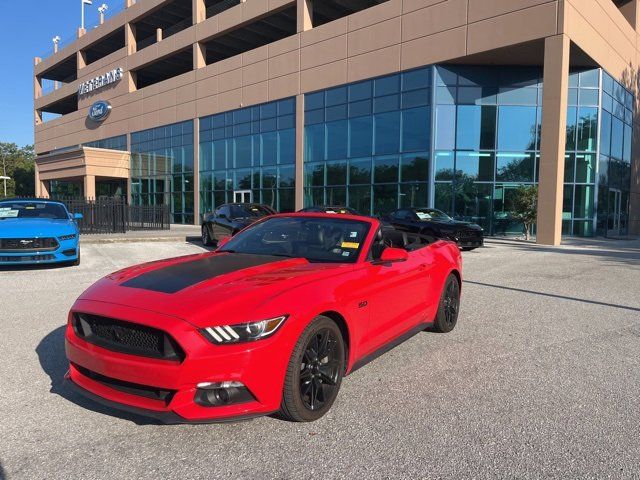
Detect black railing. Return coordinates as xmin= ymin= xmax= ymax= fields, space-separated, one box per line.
xmin=49 ymin=196 xmax=170 ymax=234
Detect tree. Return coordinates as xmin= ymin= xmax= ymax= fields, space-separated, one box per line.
xmin=0 ymin=143 xmax=35 ymax=198
xmin=511 ymin=185 xmax=538 ymax=240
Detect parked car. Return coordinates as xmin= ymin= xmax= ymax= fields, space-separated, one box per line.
xmin=381 ymin=207 xmax=484 ymax=250
xmin=201 ymin=203 xmax=276 ymax=245
xmin=65 ymin=213 xmax=462 ymax=423
xmin=0 ymin=199 xmax=82 ymax=266
xmin=298 ymin=205 xmax=360 ymax=215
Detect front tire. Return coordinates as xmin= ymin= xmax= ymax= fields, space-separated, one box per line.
xmin=201 ymin=225 xmax=213 ymax=246
xmin=431 ymin=274 xmax=460 ymax=333
xmin=279 ymin=316 xmax=345 ymax=422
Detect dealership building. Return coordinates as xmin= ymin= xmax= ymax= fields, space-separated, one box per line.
xmin=33 ymin=0 xmax=640 ymax=244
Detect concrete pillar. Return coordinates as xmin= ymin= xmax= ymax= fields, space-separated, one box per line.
xmin=193 ymin=118 xmax=200 ymax=224
xmin=34 ymin=57 xmax=43 ymax=125
xmin=537 ymin=34 xmax=570 ymax=246
xmin=617 ymin=0 xmax=639 ymax=29
xmin=35 ymin=167 xmax=48 ymax=197
xmin=194 ymin=42 xmax=206 ymax=69
xmin=630 ymin=94 xmax=640 ymax=235
xmin=77 ymin=50 xmax=87 ymax=70
xmin=127 ymin=71 xmax=137 ymax=92
xmin=156 ymin=28 xmax=163 ymax=43
xmin=78 ymin=27 xmax=86 ymax=38
xmin=193 ymin=0 xmax=206 ymax=24
xmin=297 ymin=0 xmax=313 ymax=32
xmin=125 ymin=22 xmax=137 ymax=54
xmin=295 ymin=94 xmax=305 ymax=210
xmin=84 ymin=175 xmax=96 ymax=199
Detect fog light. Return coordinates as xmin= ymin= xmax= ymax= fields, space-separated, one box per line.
xmin=194 ymin=381 xmax=255 ymax=407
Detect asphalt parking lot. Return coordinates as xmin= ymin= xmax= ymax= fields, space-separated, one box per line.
xmin=1 ymin=238 xmax=639 ymax=479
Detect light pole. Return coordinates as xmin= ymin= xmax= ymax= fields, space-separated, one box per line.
xmin=98 ymin=3 xmax=108 ymax=24
xmin=0 ymin=176 xmax=10 ymax=198
xmin=81 ymin=0 xmax=93 ymax=31
xmin=52 ymin=35 xmax=60 ymax=53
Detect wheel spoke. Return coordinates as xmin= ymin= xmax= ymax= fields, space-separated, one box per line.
xmin=318 ymin=371 xmax=336 ymax=386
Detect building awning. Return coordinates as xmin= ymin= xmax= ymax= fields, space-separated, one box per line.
xmin=35 ymin=146 xmax=130 ymax=182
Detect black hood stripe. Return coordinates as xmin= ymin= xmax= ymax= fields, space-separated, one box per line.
xmin=121 ymin=253 xmax=288 ymax=294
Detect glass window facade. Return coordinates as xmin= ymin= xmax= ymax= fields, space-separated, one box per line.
xmin=562 ymin=70 xmax=600 ymax=236
xmin=597 ymin=71 xmax=634 ymax=236
xmin=303 ymin=65 xmax=632 ymax=237
xmin=130 ymin=121 xmax=194 ymax=224
xmin=304 ymin=67 xmax=431 ymax=215
xmin=199 ymin=98 xmax=296 ymax=217
xmin=84 ymin=135 xmax=128 ymax=151
xmin=433 ymin=66 xmax=544 ymax=235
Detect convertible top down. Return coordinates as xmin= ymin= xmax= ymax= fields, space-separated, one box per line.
xmin=65 ymin=213 xmax=462 ymax=423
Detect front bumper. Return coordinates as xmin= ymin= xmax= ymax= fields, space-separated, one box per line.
xmin=456 ymin=237 xmax=483 ymax=248
xmin=65 ymin=300 xmax=292 ymax=422
xmin=0 ymin=239 xmax=79 ymax=265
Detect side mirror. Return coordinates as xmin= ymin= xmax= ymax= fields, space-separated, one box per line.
xmin=216 ymin=236 xmax=231 ymax=250
xmin=73 ymin=213 xmax=83 ymax=220
xmin=379 ymin=247 xmax=408 ymax=263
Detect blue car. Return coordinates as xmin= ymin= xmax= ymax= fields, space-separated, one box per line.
xmin=0 ymin=199 xmax=82 ymax=266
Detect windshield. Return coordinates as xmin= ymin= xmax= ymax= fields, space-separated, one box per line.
xmin=230 ymin=205 xmax=273 ymax=219
xmin=413 ymin=208 xmax=452 ymax=221
xmin=0 ymin=202 xmax=69 ymax=220
xmin=219 ymin=216 xmax=371 ymax=263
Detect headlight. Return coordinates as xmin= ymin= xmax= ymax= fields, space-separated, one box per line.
xmin=200 ymin=315 xmax=288 ymax=344
xmin=59 ymin=234 xmax=77 ymax=241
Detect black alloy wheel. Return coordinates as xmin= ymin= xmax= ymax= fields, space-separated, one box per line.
xmin=431 ymin=273 xmax=460 ymax=333
xmin=201 ymin=225 xmax=213 ymax=246
xmin=280 ymin=316 xmax=345 ymax=422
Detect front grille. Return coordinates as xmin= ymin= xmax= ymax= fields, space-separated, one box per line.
xmin=457 ymin=229 xmax=483 ymax=240
xmin=0 ymin=237 xmax=59 ymax=252
xmin=73 ymin=363 xmax=176 ymax=404
xmin=73 ymin=313 xmax=185 ymax=362
xmin=0 ymin=254 xmax=55 ymax=262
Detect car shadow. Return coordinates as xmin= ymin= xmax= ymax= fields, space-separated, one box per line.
xmin=36 ymin=325 xmax=165 ymax=426
xmin=0 ymin=460 xmax=5 ymax=480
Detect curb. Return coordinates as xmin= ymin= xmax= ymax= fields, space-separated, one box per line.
xmin=81 ymin=236 xmax=202 ymax=245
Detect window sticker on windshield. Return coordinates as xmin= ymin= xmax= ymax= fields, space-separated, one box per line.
xmin=349 ymin=231 xmax=358 ymax=238
xmin=0 ymin=208 xmax=19 ymax=218
xmin=416 ymin=212 xmax=431 ymax=220
xmin=341 ymin=241 xmax=359 ymax=249
xmin=342 ymin=251 xmax=350 ymax=257
xmin=325 ymin=210 xmax=337 ymax=214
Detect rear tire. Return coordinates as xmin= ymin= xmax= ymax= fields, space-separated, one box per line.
xmin=461 ymin=247 xmax=477 ymax=251
xmin=431 ymin=274 xmax=460 ymax=333
xmin=279 ymin=316 xmax=345 ymax=422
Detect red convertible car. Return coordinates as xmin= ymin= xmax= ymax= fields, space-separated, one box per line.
xmin=65 ymin=213 xmax=462 ymax=423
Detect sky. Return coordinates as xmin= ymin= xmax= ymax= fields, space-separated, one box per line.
xmin=0 ymin=0 xmax=124 ymax=148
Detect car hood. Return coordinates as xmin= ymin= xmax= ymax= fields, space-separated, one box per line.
xmin=78 ymin=252 xmax=353 ymax=328
xmin=0 ymin=218 xmax=76 ymax=237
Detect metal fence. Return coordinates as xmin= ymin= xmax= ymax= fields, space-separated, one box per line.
xmin=50 ymin=197 xmax=170 ymax=234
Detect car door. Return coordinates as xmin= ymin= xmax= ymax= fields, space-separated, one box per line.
xmin=211 ymin=206 xmax=231 ymax=240
xmin=359 ymin=232 xmax=434 ymax=355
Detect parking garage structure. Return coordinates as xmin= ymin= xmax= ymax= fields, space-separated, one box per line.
xmin=33 ymin=0 xmax=640 ymax=243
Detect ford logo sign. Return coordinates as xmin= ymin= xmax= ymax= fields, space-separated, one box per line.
xmin=88 ymin=101 xmax=112 ymax=122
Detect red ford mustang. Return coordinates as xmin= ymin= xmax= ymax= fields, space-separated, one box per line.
xmin=65 ymin=213 xmax=462 ymax=423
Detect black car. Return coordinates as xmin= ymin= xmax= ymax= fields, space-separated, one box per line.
xmin=298 ymin=206 xmax=361 ymax=215
xmin=201 ymin=203 xmax=276 ymax=245
xmin=381 ymin=207 xmax=484 ymax=250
